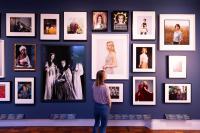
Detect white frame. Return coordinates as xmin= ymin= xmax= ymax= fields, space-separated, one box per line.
xmin=64 ymin=12 xmax=87 ymax=40
xmin=0 ymin=82 xmax=10 ymax=101
xmin=165 ymin=83 xmax=191 ymax=103
xmin=92 ymin=34 xmax=129 ymax=79
xmin=160 ymin=14 xmax=195 ymax=51
xmin=15 ymin=77 xmax=34 ymax=104
xmin=0 ymin=40 xmax=5 ymax=78
xmin=133 ymin=77 xmax=156 ymax=105
xmin=106 ymin=83 xmax=123 ymax=102
xmin=132 ymin=11 xmax=155 ymax=40
xmin=168 ymin=56 xmax=186 ymax=78
xmin=40 ymin=14 xmax=60 ymax=40
xmin=133 ymin=44 xmax=156 ymax=72
xmin=6 ymin=13 xmax=35 ymax=37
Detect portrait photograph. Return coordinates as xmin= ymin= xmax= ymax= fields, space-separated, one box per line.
xmin=92 ymin=34 xmax=129 ymax=79
xmin=0 ymin=40 xmax=5 ymax=78
xmin=133 ymin=44 xmax=155 ymax=72
xmin=160 ymin=14 xmax=195 ymax=51
xmin=165 ymin=84 xmax=191 ymax=103
xmin=15 ymin=77 xmax=34 ymax=104
xmin=106 ymin=83 xmax=123 ymax=102
xmin=92 ymin=11 xmax=108 ymax=31
xmin=168 ymin=56 xmax=186 ymax=78
xmin=64 ymin=12 xmax=87 ymax=40
xmin=132 ymin=11 xmax=155 ymax=40
xmin=0 ymin=82 xmax=10 ymax=102
xmin=14 ymin=44 xmax=36 ymax=71
xmin=133 ymin=77 xmax=156 ymax=105
xmin=6 ymin=13 xmax=35 ymax=36
xmin=111 ymin=11 xmax=128 ymax=31
xmin=42 ymin=45 xmax=85 ymax=101
xmin=40 ymin=14 xmax=60 ymax=40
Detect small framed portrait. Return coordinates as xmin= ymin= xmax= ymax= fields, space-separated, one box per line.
xmin=132 ymin=11 xmax=155 ymax=40
xmin=168 ymin=56 xmax=186 ymax=78
xmin=92 ymin=11 xmax=108 ymax=31
xmin=133 ymin=44 xmax=155 ymax=72
xmin=111 ymin=11 xmax=128 ymax=31
xmin=165 ymin=83 xmax=191 ymax=103
xmin=160 ymin=14 xmax=195 ymax=51
xmin=15 ymin=77 xmax=34 ymax=104
xmin=64 ymin=12 xmax=87 ymax=40
xmin=6 ymin=13 xmax=35 ymax=37
xmin=106 ymin=83 xmax=123 ymax=102
xmin=40 ymin=14 xmax=60 ymax=40
xmin=14 ymin=44 xmax=36 ymax=71
xmin=0 ymin=40 xmax=5 ymax=78
xmin=0 ymin=82 xmax=11 ymax=102
xmin=42 ymin=45 xmax=85 ymax=101
xmin=133 ymin=77 xmax=156 ymax=105
xmin=92 ymin=34 xmax=129 ymax=79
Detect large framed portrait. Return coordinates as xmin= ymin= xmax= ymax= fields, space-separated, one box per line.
xmin=165 ymin=83 xmax=191 ymax=103
xmin=0 ymin=40 xmax=5 ymax=78
xmin=15 ymin=77 xmax=34 ymax=104
xmin=64 ymin=12 xmax=87 ymax=40
xmin=6 ymin=13 xmax=35 ymax=37
xmin=106 ymin=83 xmax=123 ymax=102
xmin=132 ymin=11 xmax=155 ymax=40
xmin=92 ymin=34 xmax=129 ymax=79
xmin=133 ymin=77 xmax=156 ymax=105
xmin=0 ymin=82 xmax=11 ymax=102
xmin=92 ymin=11 xmax=108 ymax=32
xmin=42 ymin=45 xmax=85 ymax=101
xmin=14 ymin=43 xmax=36 ymax=71
xmin=160 ymin=14 xmax=195 ymax=51
xmin=168 ymin=56 xmax=186 ymax=78
xmin=40 ymin=14 xmax=60 ymax=40
xmin=133 ymin=44 xmax=155 ymax=72
xmin=111 ymin=11 xmax=128 ymax=31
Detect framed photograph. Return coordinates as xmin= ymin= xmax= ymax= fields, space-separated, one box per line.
xmin=165 ymin=84 xmax=191 ymax=103
xmin=15 ymin=77 xmax=34 ymax=104
xmin=6 ymin=13 xmax=35 ymax=37
xmin=0 ymin=40 xmax=5 ymax=78
xmin=64 ymin=12 xmax=87 ymax=40
xmin=92 ymin=34 xmax=129 ymax=79
xmin=133 ymin=44 xmax=155 ymax=72
xmin=0 ymin=82 xmax=11 ymax=101
xmin=14 ymin=43 xmax=36 ymax=71
xmin=42 ymin=45 xmax=85 ymax=101
xmin=133 ymin=77 xmax=156 ymax=105
xmin=92 ymin=11 xmax=108 ymax=31
xmin=160 ymin=14 xmax=195 ymax=51
xmin=168 ymin=56 xmax=186 ymax=78
xmin=106 ymin=83 xmax=123 ymax=102
xmin=40 ymin=14 xmax=60 ymax=40
xmin=111 ymin=11 xmax=128 ymax=31
xmin=132 ymin=11 xmax=155 ymax=40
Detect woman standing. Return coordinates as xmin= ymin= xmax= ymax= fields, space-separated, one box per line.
xmin=173 ymin=24 xmax=183 ymax=44
xmin=138 ymin=47 xmax=148 ymax=69
xmin=92 ymin=70 xmax=111 ymax=133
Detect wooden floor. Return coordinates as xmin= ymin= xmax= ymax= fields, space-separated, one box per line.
xmin=0 ymin=127 xmax=199 ymax=133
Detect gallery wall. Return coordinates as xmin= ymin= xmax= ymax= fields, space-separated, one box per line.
xmin=0 ymin=0 xmax=200 ymax=119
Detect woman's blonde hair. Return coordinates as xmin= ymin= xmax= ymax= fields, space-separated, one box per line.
xmin=142 ymin=47 xmax=147 ymax=53
xmin=107 ymin=41 xmax=116 ymax=52
xmin=95 ymin=70 xmax=105 ymax=86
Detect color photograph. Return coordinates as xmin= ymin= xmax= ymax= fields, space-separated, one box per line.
xmin=0 ymin=82 xmax=10 ymax=102
xmin=92 ymin=11 xmax=108 ymax=31
xmin=0 ymin=40 xmax=5 ymax=78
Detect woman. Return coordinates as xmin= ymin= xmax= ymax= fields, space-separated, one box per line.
xmin=92 ymin=70 xmax=111 ymax=133
xmin=44 ymin=53 xmax=58 ymax=100
xmin=94 ymin=14 xmax=106 ymax=30
xmin=16 ymin=45 xmax=32 ymax=68
xmin=140 ymin=18 xmax=148 ymax=35
xmin=102 ymin=41 xmax=117 ymax=74
xmin=173 ymin=24 xmax=183 ymax=44
xmin=135 ymin=81 xmax=153 ymax=101
xmin=138 ymin=47 xmax=148 ymax=69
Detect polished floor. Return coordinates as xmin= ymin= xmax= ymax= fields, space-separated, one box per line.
xmin=0 ymin=127 xmax=199 ymax=133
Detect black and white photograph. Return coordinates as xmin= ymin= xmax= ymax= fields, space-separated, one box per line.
xmin=106 ymin=83 xmax=123 ymax=102
xmin=42 ymin=45 xmax=85 ymax=101
xmin=112 ymin=11 xmax=128 ymax=31
xmin=6 ymin=13 xmax=35 ymax=36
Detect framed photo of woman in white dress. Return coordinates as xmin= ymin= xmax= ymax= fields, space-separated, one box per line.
xmin=92 ymin=11 xmax=108 ymax=32
xmin=42 ymin=45 xmax=85 ymax=101
xmin=14 ymin=43 xmax=36 ymax=71
xmin=92 ymin=34 xmax=129 ymax=79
